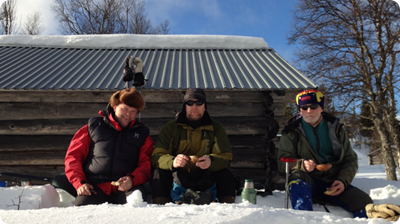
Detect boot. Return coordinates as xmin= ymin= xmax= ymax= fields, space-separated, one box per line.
xmin=152 ymin=197 xmax=170 ymax=205
xmin=219 ymin=196 xmax=235 ymax=204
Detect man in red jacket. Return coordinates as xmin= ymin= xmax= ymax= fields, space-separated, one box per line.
xmin=59 ymin=88 xmax=153 ymax=206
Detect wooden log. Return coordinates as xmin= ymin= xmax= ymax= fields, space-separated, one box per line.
xmin=231 ymin=148 xmax=265 ymax=169
xmin=262 ymin=92 xmax=273 ymax=108
xmin=0 ymin=135 xmax=73 ymax=151
xmin=269 ymin=103 xmax=285 ymax=117
xmin=0 ymin=177 xmax=52 ymax=186
xmin=0 ymin=166 xmax=63 ymax=179
xmin=0 ymin=151 xmax=65 ymax=165
xmin=232 ymin=147 xmax=265 ymax=155
xmin=264 ymin=108 xmax=274 ymax=119
xmin=271 ymin=90 xmax=298 ymax=103
xmin=0 ymin=116 xmax=273 ymax=136
xmin=0 ymin=102 xmax=266 ymax=120
xmin=229 ymin=168 xmax=267 ymax=185
xmin=275 ymin=115 xmax=289 ymax=132
xmin=0 ymin=102 xmax=107 ymax=120
xmin=0 ymin=90 xmax=267 ymax=103
xmin=0 ymin=119 xmax=88 ymax=135
xmin=228 ymin=135 xmax=266 ymax=149
xmin=265 ymin=140 xmax=276 ymax=155
xmin=0 ymin=165 xmax=64 ymax=186
xmin=0 ymin=134 xmax=274 ymax=152
xmin=0 ymin=146 xmax=265 ymax=169
xmin=215 ymin=117 xmax=272 ymax=136
xmin=269 ymin=171 xmax=286 ymax=191
xmin=150 ymin=134 xmax=269 ymax=150
xmin=264 ymin=118 xmax=280 ymax=140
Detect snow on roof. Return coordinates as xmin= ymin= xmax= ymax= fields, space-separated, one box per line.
xmin=0 ymin=34 xmax=269 ymax=49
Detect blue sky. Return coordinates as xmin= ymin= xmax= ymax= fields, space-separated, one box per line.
xmin=15 ymin=0 xmax=299 ymax=63
xmin=146 ymin=0 xmax=299 ymax=62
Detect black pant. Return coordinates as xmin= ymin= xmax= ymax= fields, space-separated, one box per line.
xmin=52 ymin=173 xmax=148 ymax=205
xmin=150 ymin=168 xmax=236 ymax=201
xmin=74 ymin=184 xmax=127 ymax=206
xmin=52 ymin=173 xmax=77 ymax=197
xmin=290 ymin=170 xmax=373 ymax=212
xmin=172 ymin=169 xmax=215 ymax=191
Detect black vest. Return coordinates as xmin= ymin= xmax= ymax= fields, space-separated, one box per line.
xmin=83 ymin=116 xmax=149 ymax=184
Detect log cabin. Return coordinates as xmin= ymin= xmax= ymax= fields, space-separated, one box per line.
xmin=0 ymin=35 xmax=317 ymax=190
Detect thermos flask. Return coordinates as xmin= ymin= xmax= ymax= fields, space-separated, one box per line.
xmin=241 ymin=179 xmax=257 ymax=204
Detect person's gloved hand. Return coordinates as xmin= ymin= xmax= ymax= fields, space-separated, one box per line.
xmin=123 ymin=56 xmax=134 ymax=82
xmin=366 ymin=203 xmax=400 ymax=221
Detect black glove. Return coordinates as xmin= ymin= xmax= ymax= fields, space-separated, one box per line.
xmin=132 ymin=72 xmax=144 ymax=86
xmin=131 ymin=57 xmax=144 ymax=86
xmin=123 ymin=57 xmax=134 ymax=82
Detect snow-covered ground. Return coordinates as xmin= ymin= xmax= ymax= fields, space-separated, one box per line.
xmin=1 ymin=147 xmax=400 ymax=224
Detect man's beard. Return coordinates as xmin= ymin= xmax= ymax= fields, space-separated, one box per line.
xmin=187 ymin=112 xmax=202 ymax=121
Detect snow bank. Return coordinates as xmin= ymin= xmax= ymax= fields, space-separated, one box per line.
xmin=0 ymin=185 xmax=59 ymax=210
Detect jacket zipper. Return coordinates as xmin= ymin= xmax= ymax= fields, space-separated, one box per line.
xmin=313 ymin=126 xmax=327 ymax=163
xmin=204 ymin=141 xmax=209 ymax=154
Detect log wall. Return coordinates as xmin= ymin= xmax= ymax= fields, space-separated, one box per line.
xmin=0 ymin=90 xmax=297 ymax=188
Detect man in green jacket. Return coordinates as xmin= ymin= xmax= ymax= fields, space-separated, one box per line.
xmin=150 ymin=88 xmax=235 ymax=205
xmin=278 ymin=90 xmax=372 ymax=218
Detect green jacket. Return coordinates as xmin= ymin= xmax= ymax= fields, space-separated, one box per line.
xmin=277 ymin=112 xmax=358 ymax=188
xmin=151 ymin=111 xmax=233 ymax=172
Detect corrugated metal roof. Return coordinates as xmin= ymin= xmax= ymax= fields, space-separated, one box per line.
xmin=0 ymin=46 xmax=316 ymax=90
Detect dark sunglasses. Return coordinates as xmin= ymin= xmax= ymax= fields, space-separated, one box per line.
xmin=186 ymin=101 xmax=204 ymax=106
xmin=300 ymin=104 xmax=319 ymax=110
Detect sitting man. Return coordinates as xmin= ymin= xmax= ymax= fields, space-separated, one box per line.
xmin=60 ymin=88 xmax=153 ymax=206
xmin=150 ymin=88 xmax=236 ymax=205
xmin=277 ymin=89 xmax=373 ymax=217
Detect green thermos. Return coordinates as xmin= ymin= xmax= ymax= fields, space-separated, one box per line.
xmin=241 ymin=179 xmax=257 ymax=204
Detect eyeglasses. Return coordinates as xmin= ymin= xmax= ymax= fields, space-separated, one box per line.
xmin=300 ymin=104 xmax=319 ymax=110
xmin=186 ymin=101 xmax=204 ymax=106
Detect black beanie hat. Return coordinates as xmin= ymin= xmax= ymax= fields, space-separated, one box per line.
xmin=182 ymin=88 xmax=207 ymax=111
xmin=183 ymin=88 xmax=207 ymax=103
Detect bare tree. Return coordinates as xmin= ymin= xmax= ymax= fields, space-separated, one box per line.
xmin=288 ymin=0 xmax=400 ymax=180
xmin=152 ymin=19 xmax=170 ymax=35
xmin=0 ymin=0 xmax=19 ymax=35
xmin=22 ymin=11 xmax=45 ymax=35
xmin=51 ymin=0 xmax=169 ymax=35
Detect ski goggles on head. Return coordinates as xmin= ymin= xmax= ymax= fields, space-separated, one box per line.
xmin=300 ymin=103 xmax=319 ymax=111
xmin=186 ymin=100 xmax=204 ymax=106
